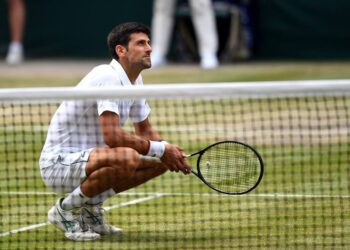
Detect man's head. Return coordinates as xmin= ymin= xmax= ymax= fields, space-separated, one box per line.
xmin=107 ymin=22 xmax=152 ymax=69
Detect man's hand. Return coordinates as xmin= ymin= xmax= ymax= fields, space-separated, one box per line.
xmin=160 ymin=144 xmax=192 ymax=175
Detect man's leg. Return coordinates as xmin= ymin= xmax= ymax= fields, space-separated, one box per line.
xmin=78 ymin=147 xmax=167 ymax=235
xmin=59 ymin=147 xmax=166 ymax=211
xmin=113 ymin=159 xmax=168 ymax=193
xmin=84 ymin=161 xmax=167 ymax=205
xmin=189 ymin=0 xmax=219 ymax=69
xmin=82 ymin=147 xmax=167 ymax=196
xmin=151 ymin=0 xmax=176 ymax=67
xmin=44 ymin=149 xmax=105 ymax=241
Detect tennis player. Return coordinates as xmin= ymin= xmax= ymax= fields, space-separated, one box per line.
xmin=39 ymin=22 xmax=192 ymax=241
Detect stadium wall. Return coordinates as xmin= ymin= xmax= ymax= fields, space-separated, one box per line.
xmin=0 ymin=0 xmax=349 ymax=60
xmin=256 ymin=0 xmax=350 ymax=59
xmin=0 ymin=0 xmax=153 ymax=59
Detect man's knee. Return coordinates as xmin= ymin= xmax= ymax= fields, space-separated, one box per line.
xmin=87 ymin=147 xmax=140 ymax=176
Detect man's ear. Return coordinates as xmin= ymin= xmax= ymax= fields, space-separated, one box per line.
xmin=115 ymin=45 xmax=126 ymax=59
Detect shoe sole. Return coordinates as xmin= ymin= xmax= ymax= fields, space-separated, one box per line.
xmin=93 ymin=227 xmax=123 ymax=236
xmin=65 ymin=232 xmax=100 ymax=241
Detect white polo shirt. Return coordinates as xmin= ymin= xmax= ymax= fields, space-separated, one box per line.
xmin=39 ymin=59 xmax=151 ymax=168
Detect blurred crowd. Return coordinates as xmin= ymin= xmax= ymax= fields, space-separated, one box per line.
xmin=3 ymin=0 xmax=253 ymax=68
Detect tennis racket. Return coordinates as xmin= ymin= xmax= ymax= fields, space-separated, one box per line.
xmin=141 ymin=140 xmax=264 ymax=195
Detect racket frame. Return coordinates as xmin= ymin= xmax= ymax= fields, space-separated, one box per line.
xmin=191 ymin=140 xmax=264 ymax=195
xmin=140 ymin=140 xmax=264 ymax=195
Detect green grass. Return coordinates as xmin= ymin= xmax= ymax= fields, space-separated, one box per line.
xmin=143 ymin=61 xmax=350 ymax=83
xmin=0 ymin=61 xmax=350 ymax=87
xmin=1 ymin=152 xmax=349 ymax=249
xmin=0 ymin=61 xmax=350 ymax=249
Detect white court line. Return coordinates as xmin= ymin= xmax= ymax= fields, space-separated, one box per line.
xmin=1 ymin=191 xmax=349 ymax=237
xmin=1 ymin=191 xmax=350 ymax=199
xmin=0 ymin=222 xmax=50 ymax=237
xmin=103 ymin=193 xmax=165 ymax=210
xmin=0 ymin=194 xmax=164 ymax=238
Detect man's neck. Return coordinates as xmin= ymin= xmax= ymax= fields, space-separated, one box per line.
xmin=119 ymin=61 xmax=141 ymax=84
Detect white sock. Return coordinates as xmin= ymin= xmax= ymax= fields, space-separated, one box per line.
xmin=61 ymin=186 xmax=90 ymax=210
xmin=9 ymin=42 xmax=23 ymax=51
xmin=86 ymin=188 xmax=116 ymax=206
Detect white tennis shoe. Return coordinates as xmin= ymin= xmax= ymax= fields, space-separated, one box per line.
xmin=81 ymin=204 xmax=123 ymax=235
xmin=48 ymin=198 xmax=100 ymax=241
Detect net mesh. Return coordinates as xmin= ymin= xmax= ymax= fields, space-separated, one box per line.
xmin=197 ymin=141 xmax=262 ymax=194
xmin=0 ymin=81 xmax=349 ymax=249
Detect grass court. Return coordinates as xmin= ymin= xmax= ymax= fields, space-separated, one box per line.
xmin=0 ymin=61 xmax=349 ymax=249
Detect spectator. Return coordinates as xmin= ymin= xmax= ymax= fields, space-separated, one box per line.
xmin=6 ymin=0 xmax=25 ymax=65
xmin=151 ymin=0 xmax=219 ymax=69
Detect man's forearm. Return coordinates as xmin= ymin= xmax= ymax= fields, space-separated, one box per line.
xmin=137 ymin=127 xmax=162 ymax=141
xmin=104 ymin=127 xmax=149 ymax=155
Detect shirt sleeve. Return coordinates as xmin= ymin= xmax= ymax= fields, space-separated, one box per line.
xmin=129 ymin=99 xmax=151 ymax=123
xmin=97 ymin=99 xmax=120 ymax=116
xmin=97 ymin=77 xmax=120 ymax=115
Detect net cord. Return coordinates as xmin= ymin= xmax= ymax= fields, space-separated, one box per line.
xmin=0 ymin=79 xmax=349 ymax=102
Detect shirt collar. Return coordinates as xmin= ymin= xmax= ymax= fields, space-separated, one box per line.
xmin=110 ymin=59 xmax=142 ymax=86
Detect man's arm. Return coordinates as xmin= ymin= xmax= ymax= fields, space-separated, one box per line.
xmin=100 ymin=111 xmax=191 ymax=174
xmin=134 ymin=117 xmax=192 ymax=174
xmin=133 ymin=117 xmax=161 ymax=141
xmin=99 ymin=111 xmax=149 ymax=155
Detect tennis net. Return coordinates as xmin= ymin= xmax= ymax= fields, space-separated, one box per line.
xmin=0 ymin=80 xmax=349 ymax=249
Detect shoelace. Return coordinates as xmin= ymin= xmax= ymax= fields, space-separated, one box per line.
xmin=82 ymin=205 xmax=107 ymax=226
xmin=92 ymin=206 xmax=106 ymax=225
xmin=56 ymin=205 xmax=82 ymax=233
xmin=78 ymin=213 xmax=98 ymax=233
xmin=71 ymin=213 xmax=86 ymax=233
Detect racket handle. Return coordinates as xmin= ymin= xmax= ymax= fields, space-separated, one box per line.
xmin=140 ymin=154 xmax=190 ymax=162
xmin=141 ymin=154 xmax=195 ymax=176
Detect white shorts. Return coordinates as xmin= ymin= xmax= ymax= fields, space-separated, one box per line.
xmin=40 ymin=149 xmax=93 ymax=193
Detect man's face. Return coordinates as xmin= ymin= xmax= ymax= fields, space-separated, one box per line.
xmin=124 ymin=32 xmax=152 ymax=69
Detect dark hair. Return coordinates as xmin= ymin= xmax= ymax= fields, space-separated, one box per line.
xmin=107 ymin=22 xmax=150 ymax=60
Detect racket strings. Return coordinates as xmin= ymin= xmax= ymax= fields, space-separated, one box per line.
xmin=199 ymin=142 xmax=262 ymax=194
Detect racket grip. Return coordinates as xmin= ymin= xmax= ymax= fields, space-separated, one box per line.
xmin=140 ymin=154 xmax=190 ymax=162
